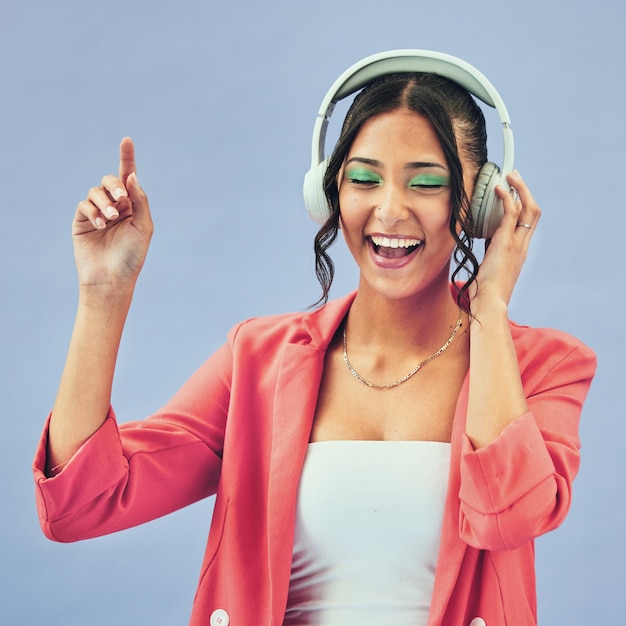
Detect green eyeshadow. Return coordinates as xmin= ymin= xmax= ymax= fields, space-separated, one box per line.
xmin=346 ymin=167 xmax=383 ymax=184
xmin=408 ymin=173 xmax=449 ymax=188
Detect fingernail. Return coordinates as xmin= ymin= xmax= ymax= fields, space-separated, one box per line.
xmin=95 ymin=217 xmax=106 ymax=229
xmin=104 ymin=206 xmax=119 ymax=219
xmin=511 ymin=170 xmax=521 ymax=180
xmin=129 ymin=172 xmax=139 ymax=186
xmin=112 ymin=187 xmax=126 ymax=201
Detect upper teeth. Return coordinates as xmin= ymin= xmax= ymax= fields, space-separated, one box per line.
xmin=371 ymin=236 xmax=421 ymax=249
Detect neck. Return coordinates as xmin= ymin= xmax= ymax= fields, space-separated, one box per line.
xmin=346 ymin=280 xmax=464 ymax=353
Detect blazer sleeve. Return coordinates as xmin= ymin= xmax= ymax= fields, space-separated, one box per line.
xmin=33 ymin=335 xmax=235 ymax=543
xmin=457 ymin=327 xmax=597 ymax=551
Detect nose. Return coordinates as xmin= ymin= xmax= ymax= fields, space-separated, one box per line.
xmin=376 ymin=181 xmax=410 ymax=227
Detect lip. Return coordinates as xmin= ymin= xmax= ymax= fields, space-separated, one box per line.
xmin=367 ymin=235 xmax=423 ymax=269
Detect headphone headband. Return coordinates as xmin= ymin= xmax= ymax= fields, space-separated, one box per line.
xmin=334 ymin=55 xmax=498 ymax=103
xmin=304 ymin=49 xmax=515 ymax=238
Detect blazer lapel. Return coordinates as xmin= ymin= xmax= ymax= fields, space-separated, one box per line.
xmin=266 ymin=294 xmax=355 ymax=621
xmin=428 ymin=371 xmax=471 ymax=624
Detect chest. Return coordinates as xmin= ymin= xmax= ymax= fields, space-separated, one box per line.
xmin=311 ymin=338 xmax=469 ymax=443
xmin=285 ymin=440 xmax=451 ymax=624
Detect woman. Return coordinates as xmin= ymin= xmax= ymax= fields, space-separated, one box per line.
xmin=34 ymin=52 xmax=596 ymax=625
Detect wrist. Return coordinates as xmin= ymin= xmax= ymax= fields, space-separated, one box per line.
xmin=78 ymin=281 xmax=135 ymax=309
xmin=75 ymin=285 xmax=134 ymax=333
xmin=469 ymin=295 xmax=509 ymax=327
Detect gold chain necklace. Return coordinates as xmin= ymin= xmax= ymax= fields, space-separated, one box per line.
xmin=342 ymin=314 xmax=463 ymax=390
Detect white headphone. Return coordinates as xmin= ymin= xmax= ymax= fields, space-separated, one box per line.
xmin=302 ymin=49 xmax=514 ymax=239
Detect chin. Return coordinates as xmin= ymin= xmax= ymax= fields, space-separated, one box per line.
xmin=358 ymin=264 xmax=454 ymax=304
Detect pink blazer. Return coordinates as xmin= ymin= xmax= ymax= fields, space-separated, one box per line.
xmin=33 ymin=292 xmax=596 ymax=626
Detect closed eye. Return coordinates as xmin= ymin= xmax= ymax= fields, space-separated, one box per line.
xmin=346 ymin=167 xmax=383 ymax=187
xmin=408 ymin=173 xmax=449 ymax=190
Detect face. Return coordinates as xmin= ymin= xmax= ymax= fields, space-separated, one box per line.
xmin=338 ymin=107 xmax=464 ymax=302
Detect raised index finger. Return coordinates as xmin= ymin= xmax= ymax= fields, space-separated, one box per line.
xmin=118 ymin=136 xmax=136 ymax=184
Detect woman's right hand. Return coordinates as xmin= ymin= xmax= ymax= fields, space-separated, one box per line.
xmin=47 ymin=138 xmax=154 ymax=474
xmin=72 ymin=137 xmax=153 ymax=291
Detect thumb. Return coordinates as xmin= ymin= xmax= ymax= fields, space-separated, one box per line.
xmin=126 ymin=172 xmax=153 ymax=230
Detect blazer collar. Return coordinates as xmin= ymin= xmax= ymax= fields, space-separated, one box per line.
xmin=299 ymin=291 xmax=357 ymax=350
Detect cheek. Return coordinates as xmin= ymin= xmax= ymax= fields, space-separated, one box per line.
xmin=338 ymin=190 xmax=367 ymax=227
xmin=337 ymin=211 xmax=359 ymax=243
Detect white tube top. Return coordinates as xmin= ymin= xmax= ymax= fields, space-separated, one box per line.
xmin=284 ymin=440 xmax=451 ymax=626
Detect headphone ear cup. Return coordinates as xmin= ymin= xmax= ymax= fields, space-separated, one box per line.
xmin=303 ymin=159 xmax=331 ymax=224
xmin=470 ymin=162 xmax=502 ymax=239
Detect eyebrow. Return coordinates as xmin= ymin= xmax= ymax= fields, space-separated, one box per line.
xmin=345 ymin=157 xmax=448 ymax=171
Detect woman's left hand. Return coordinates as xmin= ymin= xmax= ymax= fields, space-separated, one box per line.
xmin=470 ymin=170 xmax=541 ymax=310
xmin=465 ymin=170 xmax=540 ymax=449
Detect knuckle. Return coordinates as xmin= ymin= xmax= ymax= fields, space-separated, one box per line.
xmin=77 ymin=199 xmax=95 ymax=215
xmin=100 ymin=173 xmax=117 ymax=187
xmin=87 ymin=186 xmax=104 ymax=200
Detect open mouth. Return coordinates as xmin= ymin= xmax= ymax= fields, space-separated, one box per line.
xmin=369 ymin=235 xmax=422 ymax=259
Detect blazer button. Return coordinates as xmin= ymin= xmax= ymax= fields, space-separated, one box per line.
xmin=469 ymin=619 xmax=486 ymax=626
xmin=210 ymin=608 xmax=230 ymax=625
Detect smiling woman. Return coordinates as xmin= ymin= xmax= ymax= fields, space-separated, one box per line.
xmin=315 ymin=67 xmax=490 ymax=313
xmin=33 ymin=50 xmax=596 ymax=626
xmin=337 ymin=109 xmax=458 ymax=301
